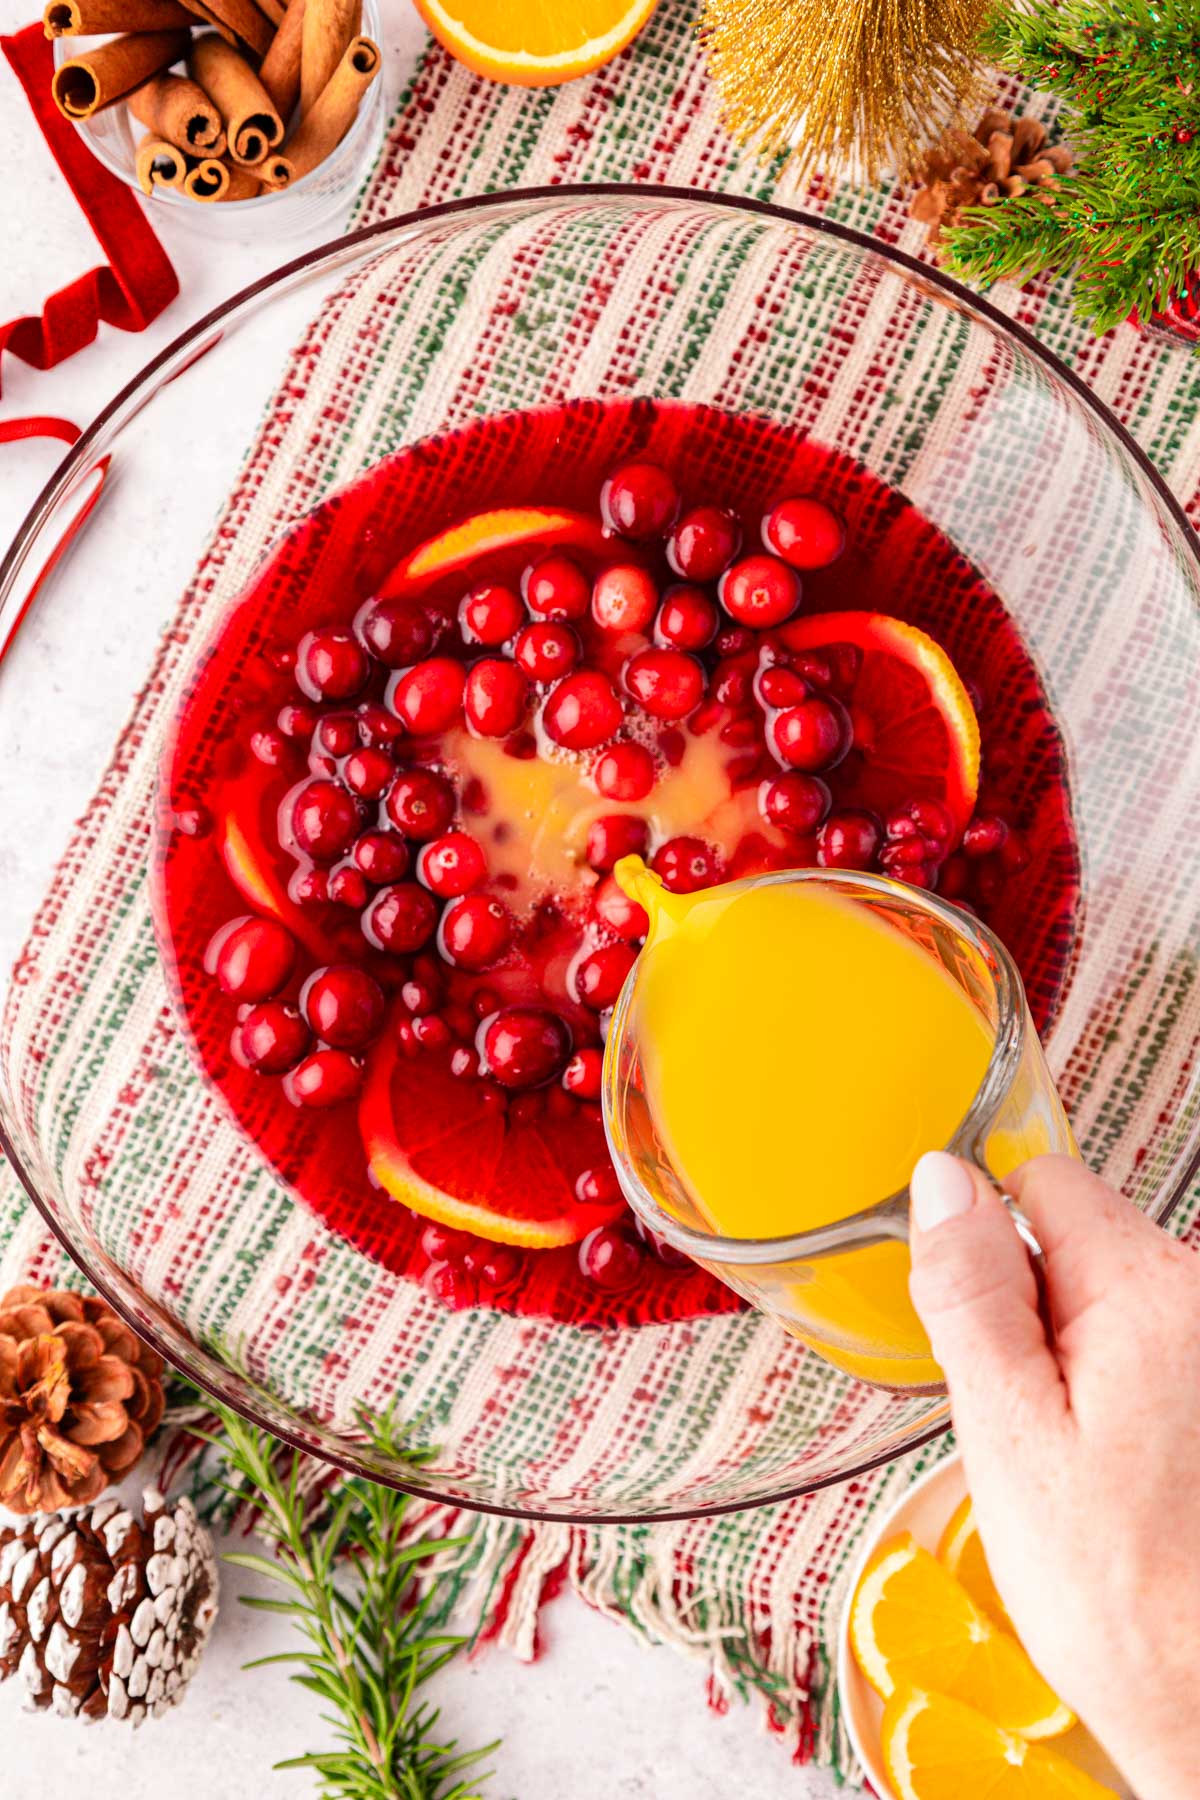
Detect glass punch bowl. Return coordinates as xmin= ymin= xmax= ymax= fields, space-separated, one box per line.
xmin=2 ymin=188 xmax=1199 ymax=1522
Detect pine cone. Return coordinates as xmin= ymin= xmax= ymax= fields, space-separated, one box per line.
xmin=0 ymin=1487 xmax=218 ymax=1722
xmin=0 ymin=1286 xmax=165 ymax=1515
xmin=911 ymin=109 xmax=1073 ymax=247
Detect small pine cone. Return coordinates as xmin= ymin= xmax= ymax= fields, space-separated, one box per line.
xmin=0 ymin=1487 xmax=218 ymax=1723
xmin=911 ymin=108 xmax=1074 ymax=247
xmin=0 ymin=1285 xmax=166 ymax=1515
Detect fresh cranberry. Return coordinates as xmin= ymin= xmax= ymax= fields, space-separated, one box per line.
xmin=593 ymin=742 xmax=655 ymax=802
xmin=421 ymin=1222 xmax=475 ymax=1263
xmin=235 ymin=1001 xmax=311 ymax=1074
xmin=667 ymin=505 xmax=740 ymax=581
xmin=881 ymin=838 xmax=930 ymax=871
xmin=385 ymin=768 xmax=455 ymax=840
xmin=250 ymin=727 xmax=288 ymax=767
xmin=563 ymin=1046 xmax=604 ymax=1100
xmin=343 ymin=747 xmax=395 ymax=799
xmin=295 ymin=629 xmax=368 ymax=702
xmin=513 ymin=621 xmax=579 ymax=683
xmin=652 ymin=835 xmax=721 ymax=893
xmin=277 ymin=702 xmax=317 ymax=740
xmin=315 ymin=713 xmax=359 ymax=757
xmin=543 ymin=669 xmax=623 ymax=750
xmin=769 ymin=696 xmax=851 ymax=772
xmin=463 ymin=657 xmax=529 ymax=737
xmin=352 ymin=830 xmax=410 ymax=884
xmin=523 ymin=554 xmax=590 ymax=622
xmin=886 ymin=798 xmax=956 ymax=857
xmin=417 ymin=830 xmax=487 ymax=897
xmin=591 ymin=564 xmax=658 ymax=634
xmin=402 ymin=976 xmax=440 ymax=1013
xmin=362 ymin=883 xmax=439 ymax=952
xmin=574 ymin=943 xmax=637 ymax=1009
xmin=459 ymin=581 xmax=524 ymax=646
xmin=481 ymin=1007 xmax=572 ymax=1088
xmin=439 ymin=893 xmax=513 ymax=969
xmin=715 ymin=626 xmax=754 ymax=657
xmin=762 ymin=496 xmax=846 ymax=570
xmin=301 ymin=965 xmax=386 ymax=1050
xmin=592 ymin=874 xmax=649 ymax=940
xmin=283 ymin=1048 xmax=363 ymax=1108
xmin=290 ymin=868 xmax=329 ymax=906
xmin=600 ymin=461 xmax=679 ymax=540
xmin=412 ymin=1012 xmax=451 ymax=1048
xmin=586 ymin=814 xmax=650 ymax=872
xmin=328 ymin=866 xmax=369 ymax=908
xmin=388 ymin=657 xmax=465 ymax=734
xmin=308 ymin=750 xmax=339 ymax=780
xmin=817 ymin=810 xmax=882 ymax=870
xmin=962 ymin=814 xmax=1010 ymax=858
xmin=655 ymin=585 xmax=719 ymax=651
xmin=172 ymin=805 xmax=212 ymax=839
xmin=449 ymin=1045 xmax=480 ymax=1079
xmin=712 ymin=654 xmax=754 ymax=707
xmin=288 ymin=780 xmax=363 ymax=863
xmin=755 ymin=666 xmax=809 ymax=709
xmin=356 ymin=702 xmax=404 ymax=747
xmin=719 ymin=554 xmax=801 ymax=628
xmin=476 ymin=1246 xmax=523 ymax=1291
xmin=356 ymin=598 xmax=435 ymax=668
xmin=576 ymin=1164 xmax=622 ymax=1207
xmin=792 ymin=652 xmax=834 ymax=690
xmin=624 ymin=648 xmax=704 ymax=721
xmin=759 ymin=772 xmax=831 ymax=835
xmin=579 ymin=1225 xmax=643 ymax=1290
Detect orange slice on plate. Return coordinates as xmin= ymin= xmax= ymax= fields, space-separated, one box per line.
xmin=882 ymin=1689 xmax=1118 ymax=1800
xmin=938 ymin=1496 xmax=1013 ymax=1631
xmin=412 ymin=0 xmax=659 ymax=86
xmin=850 ymin=1535 xmax=1073 ymax=1740
xmin=380 ymin=506 xmax=612 ymax=599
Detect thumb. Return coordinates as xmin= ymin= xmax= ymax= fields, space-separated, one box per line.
xmin=908 ymin=1152 xmax=1069 ymax=1442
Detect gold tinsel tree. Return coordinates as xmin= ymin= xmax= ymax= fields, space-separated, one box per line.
xmin=698 ymin=0 xmax=993 ymax=186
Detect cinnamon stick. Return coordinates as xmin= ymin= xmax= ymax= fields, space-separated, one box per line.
xmin=128 ymin=71 xmax=226 ymax=154
xmin=257 ymin=0 xmax=284 ymax=21
xmin=256 ymin=151 xmax=294 ymax=188
xmin=44 ymin=0 xmax=192 ymax=32
xmin=135 ymin=133 xmax=187 ymax=193
xmin=258 ymin=0 xmax=305 ymax=123
xmin=286 ymin=32 xmax=377 ymax=179
xmin=215 ymin=162 xmax=263 ymax=200
xmin=178 ymin=0 xmax=273 ymax=56
xmin=52 ymin=29 xmax=190 ymax=119
xmin=299 ymin=0 xmax=359 ymax=117
xmin=179 ymin=0 xmax=236 ymax=43
xmin=182 ymin=154 xmax=232 ymax=199
xmin=188 ymin=32 xmax=283 ymax=165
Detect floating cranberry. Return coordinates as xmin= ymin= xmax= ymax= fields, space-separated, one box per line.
xmin=762 ymin=496 xmax=846 ymax=570
xmin=792 ymin=652 xmax=834 ymax=690
xmin=449 ymin=1045 xmax=480 ymax=1079
xmin=421 ymin=1222 xmax=474 ymax=1263
xmin=624 ymin=647 xmax=704 ymax=721
xmin=283 ymin=1048 xmax=363 ymax=1108
xmin=412 ymin=1012 xmax=451 ymax=1048
xmin=290 ymin=868 xmax=329 ymax=906
xmin=593 ymin=741 xmax=655 ymax=802
xmin=343 ymin=747 xmax=395 ymax=799
xmin=357 ymin=702 xmax=404 ymax=747
xmin=250 ymin=727 xmax=288 ymax=767
xmin=277 ymin=702 xmax=317 ymax=740
xmin=600 ymin=460 xmax=679 ymax=540
xmin=591 ymin=564 xmax=659 ymax=634
xmin=328 ymin=866 xmax=369 ymax=908
xmin=388 ymin=657 xmax=465 ymax=734
xmin=357 ymin=598 xmax=435 ymax=668
xmin=563 ymin=1046 xmax=604 ymax=1100
xmin=459 ymin=581 xmax=524 ymax=646
xmin=289 ymin=779 xmax=362 ymax=863
xmin=887 ymin=798 xmax=956 ymax=856
xmin=574 ymin=943 xmax=636 ymax=1009
xmin=881 ymin=838 xmax=930 ymax=872
xmin=235 ymin=1001 xmax=311 ymax=1074
xmin=655 ymin=584 xmax=719 ymax=651
xmin=755 ymin=665 xmax=809 ymax=709
xmin=586 ymin=813 xmax=649 ymax=872
xmin=439 ymin=893 xmax=513 ymax=969
xmin=296 ymin=629 xmax=368 ymax=702
xmin=353 ymin=830 xmax=410 ymax=884
xmin=576 ymin=1164 xmax=622 ymax=1207
xmin=308 ymin=750 xmax=338 ymax=780
xmin=464 ymin=657 xmax=530 ymax=737
xmin=513 ymin=622 xmax=579 ymax=683
xmin=543 ymin=669 xmax=623 ymax=750
xmin=481 ymin=1007 xmax=572 ymax=1088
xmin=418 ymin=830 xmax=487 ymax=897
xmin=579 ymin=1225 xmax=643 ymax=1290
xmin=712 ymin=654 xmax=754 ymax=708
xmin=523 ymin=554 xmax=591 ymax=622
xmin=172 ymin=805 xmax=211 ymax=839
xmin=769 ymin=696 xmax=851 ymax=772
xmin=301 ymin=965 xmax=386 ymax=1050
xmin=385 ymin=768 xmax=455 ymax=840
xmin=715 ymin=625 xmax=754 ymax=657
xmin=667 ymin=505 xmax=741 ymax=581
xmin=817 ymin=810 xmax=882 ymax=870
xmin=592 ymin=874 xmax=649 ymax=940
xmin=477 ymin=1246 xmax=522 ymax=1291
xmin=362 ymin=882 xmax=439 ymax=952
xmin=652 ymin=835 xmax=721 ymax=894
xmin=719 ymin=553 xmax=801 ymax=628
xmin=316 ymin=713 xmax=359 ymax=757
xmin=962 ymin=814 xmax=1010 ymax=858
xmin=759 ymin=772 xmax=831 ymax=835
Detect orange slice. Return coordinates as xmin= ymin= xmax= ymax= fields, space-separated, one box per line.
xmin=412 ymin=0 xmax=659 ymax=86
xmin=850 ymin=1535 xmax=1073 ymax=1741
xmin=380 ymin=505 xmax=612 ymax=599
xmin=938 ymin=1496 xmax=1013 ymax=1631
xmin=882 ymin=1689 xmax=1118 ymax=1800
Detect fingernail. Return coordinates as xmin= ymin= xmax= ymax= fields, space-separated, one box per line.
xmin=911 ymin=1151 xmax=976 ymax=1232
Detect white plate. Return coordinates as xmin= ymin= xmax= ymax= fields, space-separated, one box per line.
xmin=835 ymin=1452 xmax=1133 ymax=1797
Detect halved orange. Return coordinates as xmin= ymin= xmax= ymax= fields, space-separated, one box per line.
xmin=850 ymin=1535 xmax=1073 ymax=1740
xmin=380 ymin=506 xmax=611 ymax=598
xmin=882 ymin=1689 xmax=1118 ymax=1800
xmin=412 ymin=0 xmax=659 ymax=87
xmin=780 ymin=612 xmax=981 ymax=838
xmin=938 ymin=1496 xmax=1012 ymax=1632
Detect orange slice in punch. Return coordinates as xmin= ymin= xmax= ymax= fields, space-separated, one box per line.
xmin=412 ymin=0 xmax=659 ymax=86
xmin=380 ymin=506 xmax=612 ymax=599
xmin=882 ymin=1689 xmax=1118 ymax=1800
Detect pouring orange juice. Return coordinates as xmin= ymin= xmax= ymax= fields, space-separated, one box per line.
xmin=602 ymin=858 xmax=1075 ymax=1389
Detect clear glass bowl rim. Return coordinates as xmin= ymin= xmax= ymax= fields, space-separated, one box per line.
xmin=1 ymin=182 xmax=1197 ymax=1523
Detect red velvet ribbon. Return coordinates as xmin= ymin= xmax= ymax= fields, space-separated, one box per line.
xmin=0 ymin=22 xmax=178 ymax=399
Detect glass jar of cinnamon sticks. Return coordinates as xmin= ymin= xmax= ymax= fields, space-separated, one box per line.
xmin=48 ymin=0 xmax=385 ymax=237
